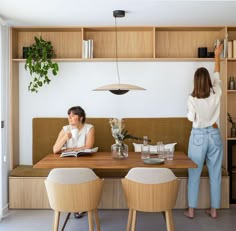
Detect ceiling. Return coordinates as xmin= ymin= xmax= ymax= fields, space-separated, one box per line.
xmin=1 ymin=0 xmax=236 ymax=27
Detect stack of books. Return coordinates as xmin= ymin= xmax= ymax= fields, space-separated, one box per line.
xmin=82 ymin=39 xmax=93 ymax=59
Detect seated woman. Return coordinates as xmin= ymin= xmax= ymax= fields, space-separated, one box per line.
xmin=53 ymin=105 xmax=95 ymax=219
xmin=53 ymin=106 xmax=95 ymax=154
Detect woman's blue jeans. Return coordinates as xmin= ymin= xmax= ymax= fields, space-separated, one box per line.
xmin=188 ymin=126 xmax=223 ymax=209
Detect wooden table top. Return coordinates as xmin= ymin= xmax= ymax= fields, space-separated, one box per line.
xmin=34 ymin=151 xmax=197 ymax=169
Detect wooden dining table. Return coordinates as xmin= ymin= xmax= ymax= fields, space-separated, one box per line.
xmin=34 ymin=151 xmax=197 ymax=170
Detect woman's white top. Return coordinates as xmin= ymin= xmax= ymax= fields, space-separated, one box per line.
xmin=187 ymin=72 xmax=221 ymax=128
xmin=63 ymin=123 xmax=93 ymax=148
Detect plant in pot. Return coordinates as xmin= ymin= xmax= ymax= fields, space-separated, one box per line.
xmin=25 ymin=36 xmax=59 ymax=92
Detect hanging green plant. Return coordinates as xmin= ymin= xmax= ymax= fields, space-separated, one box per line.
xmin=24 ymin=36 xmax=59 ymax=92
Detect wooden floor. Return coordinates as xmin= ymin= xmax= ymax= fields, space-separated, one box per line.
xmin=1 ymin=207 xmax=236 ymax=231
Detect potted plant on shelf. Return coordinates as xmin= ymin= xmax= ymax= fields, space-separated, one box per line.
xmin=24 ymin=36 xmax=59 ymax=92
xmin=227 ymin=112 xmax=236 ymax=137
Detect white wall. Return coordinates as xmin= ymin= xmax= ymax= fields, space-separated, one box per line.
xmin=0 ymin=24 xmax=9 ymax=219
xmin=19 ymin=61 xmax=214 ymax=164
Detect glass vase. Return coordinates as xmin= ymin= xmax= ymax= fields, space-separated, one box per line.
xmin=111 ymin=141 xmax=128 ymax=159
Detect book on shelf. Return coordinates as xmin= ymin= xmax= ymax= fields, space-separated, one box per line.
xmin=233 ymin=40 xmax=236 ymax=58
xmin=228 ymin=40 xmax=233 ymax=58
xmin=223 ymin=38 xmax=228 ymax=58
xmin=60 ymin=147 xmax=98 ymax=158
xmin=82 ymin=39 xmax=93 ymax=59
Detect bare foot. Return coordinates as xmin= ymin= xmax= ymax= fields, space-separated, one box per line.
xmin=184 ymin=208 xmax=194 ymax=219
xmin=205 ymin=209 xmax=217 ymax=219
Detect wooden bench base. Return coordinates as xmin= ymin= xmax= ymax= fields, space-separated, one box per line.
xmin=9 ymin=176 xmax=229 ymax=209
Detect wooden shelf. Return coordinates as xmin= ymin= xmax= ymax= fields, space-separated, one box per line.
xmin=227 ymin=137 xmax=236 ymax=140
xmin=11 ymin=26 xmax=227 ymax=60
xmin=155 ymin=27 xmax=225 ymax=58
xmin=12 ymin=57 xmax=218 ymax=62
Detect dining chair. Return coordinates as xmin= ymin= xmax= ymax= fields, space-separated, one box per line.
xmin=121 ymin=167 xmax=180 ymax=231
xmin=45 ymin=168 xmax=103 ymax=231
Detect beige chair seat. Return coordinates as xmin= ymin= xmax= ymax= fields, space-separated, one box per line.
xmin=45 ymin=168 xmax=103 ymax=231
xmin=122 ymin=167 xmax=180 ymax=231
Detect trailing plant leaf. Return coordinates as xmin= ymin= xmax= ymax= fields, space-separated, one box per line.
xmin=25 ymin=36 xmax=59 ymax=93
xmin=228 ymin=112 xmax=235 ymax=125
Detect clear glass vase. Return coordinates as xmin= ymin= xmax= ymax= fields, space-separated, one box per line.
xmin=111 ymin=141 xmax=128 ymax=159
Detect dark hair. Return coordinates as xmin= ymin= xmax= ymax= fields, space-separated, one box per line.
xmin=67 ymin=106 xmax=86 ymax=124
xmin=191 ymin=67 xmax=215 ymax=98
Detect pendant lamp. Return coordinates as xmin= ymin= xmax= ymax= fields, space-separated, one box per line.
xmin=93 ymin=10 xmax=145 ymax=95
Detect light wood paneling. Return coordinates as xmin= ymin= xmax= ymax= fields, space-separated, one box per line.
xmin=17 ymin=31 xmax=82 ymax=58
xmin=220 ymin=60 xmax=227 ymax=169
xmin=99 ymin=178 xmax=127 ymax=209
xmin=10 ymin=27 xmax=20 ymax=168
xmin=9 ymin=177 xmax=50 ymax=208
xmin=84 ymin=27 xmax=153 ymax=58
xmin=9 ymin=176 xmax=229 ymax=209
xmin=155 ymin=27 xmax=225 ymax=58
xmin=227 ymin=27 xmax=236 ymax=41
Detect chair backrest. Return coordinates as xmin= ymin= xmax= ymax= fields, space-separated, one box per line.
xmin=121 ymin=167 xmax=180 ymax=212
xmin=45 ymin=168 xmax=103 ymax=212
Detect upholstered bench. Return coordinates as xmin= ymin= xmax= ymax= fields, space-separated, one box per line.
xmin=9 ymin=117 xmax=229 ymax=209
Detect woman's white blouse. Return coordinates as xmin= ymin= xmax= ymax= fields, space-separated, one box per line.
xmin=62 ymin=123 xmax=93 ymax=148
xmin=187 ymin=72 xmax=221 ymax=128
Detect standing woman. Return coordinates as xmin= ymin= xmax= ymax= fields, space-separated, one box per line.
xmin=185 ymin=44 xmax=223 ymax=219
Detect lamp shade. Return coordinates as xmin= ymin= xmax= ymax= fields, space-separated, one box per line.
xmin=93 ymin=83 xmax=146 ymax=95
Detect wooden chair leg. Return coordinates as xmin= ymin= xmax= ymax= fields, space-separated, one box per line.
xmin=161 ymin=211 xmax=166 ymax=221
xmin=88 ymin=211 xmax=94 ymax=231
xmin=94 ymin=210 xmax=100 ymax=231
xmin=61 ymin=212 xmax=71 ymax=231
xmin=53 ymin=211 xmax=60 ymax=231
xmin=131 ymin=210 xmax=137 ymax=231
xmin=165 ymin=210 xmax=174 ymax=231
xmin=126 ymin=209 xmax=133 ymax=231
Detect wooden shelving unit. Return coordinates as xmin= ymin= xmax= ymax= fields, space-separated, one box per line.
xmin=227 ymin=27 xmax=236 ymax=203
xmin=9 ymin=25 xmax=234 ymax=202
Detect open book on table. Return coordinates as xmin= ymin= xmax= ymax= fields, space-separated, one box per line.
xmin=60 ymin=147 xmax=99 ymax=158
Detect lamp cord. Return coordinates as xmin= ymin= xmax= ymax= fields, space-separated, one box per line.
xmin=115 ymin=17 xmax=121 ymax=85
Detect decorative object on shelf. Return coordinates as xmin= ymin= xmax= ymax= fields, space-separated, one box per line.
xmin=23 ymin=47 xmax=30 ymax=59
xmin=233 ymin=40 xmax=236 ymax=58
xmin=214 ymin=39 xmax=224 ymax=58
xmin=24 ymin=36 xmax=59 ymax=93
xmin=207 ymin=52 xmax=214 ymax=58
xmin=109 ymin=118 xmax=149 ymax=159
xmin=198 ymin=47 xmax=208 ymax=58
xmin=227 ymin=112 xmax=236 ymax=137
xmin=228 ymin=40 xmax=233 ymax=58
xmin=93 ymin=10 xmax=145 ymax=95
xmin=228 ymin=76 xmax=235 ymax=90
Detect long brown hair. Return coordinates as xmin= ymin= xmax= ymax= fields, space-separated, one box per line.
xmin=191 ymin=67 xmax=215 ymax=98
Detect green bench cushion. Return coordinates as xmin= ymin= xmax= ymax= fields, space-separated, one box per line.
xmin=9 ymin=165 xmax=51 ymax=177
